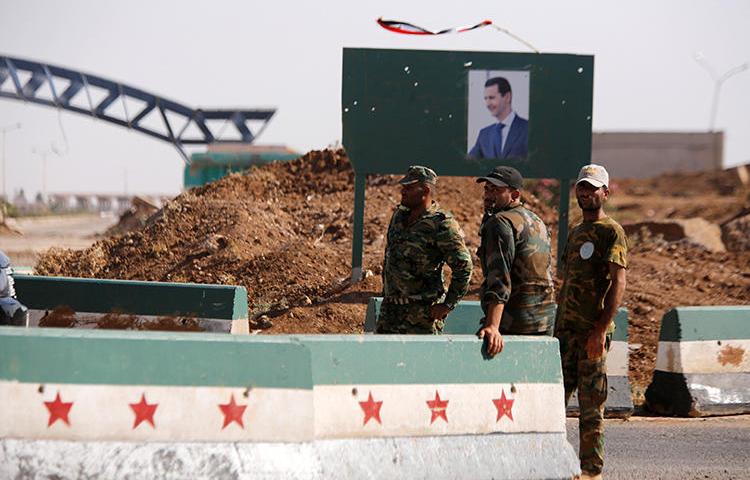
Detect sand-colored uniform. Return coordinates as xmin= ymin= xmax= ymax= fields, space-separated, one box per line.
xmin=477 ymin=204 xmax=556 ymax=334
xmin=376 ymin=203 xmax=472 ymax=334
xmin=555 ymin=216 xmax=628 ymax=475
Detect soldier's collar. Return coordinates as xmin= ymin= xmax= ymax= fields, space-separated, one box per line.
xmin=485 ymin=200 xmax=522 ymax=216
xmin=398 ymin=201 xmax=440 ymax=217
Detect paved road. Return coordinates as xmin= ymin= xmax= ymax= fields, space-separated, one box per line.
xmin=566 ymin=415 xmax=750 ymax=479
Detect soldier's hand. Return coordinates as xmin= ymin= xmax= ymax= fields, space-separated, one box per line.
xmin=585 ymin=329 xmax=607 ymax=360
xmin=477 ymin=325 xmax=504 ymax=357
xmin=429 ymin=303 xmax=451 ymax=320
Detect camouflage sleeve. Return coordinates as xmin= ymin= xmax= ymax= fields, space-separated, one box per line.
xmin=436 ymin=216 xmax=473 ymax=306
xmin=607 ymin=224 xmax=628 ymax=269
xmin=481 ymin=216 xmax=515 ymax=306
xmin=560 ymin=231 xmax=570 ymax=275
xmin=381 ymin=210 xmax=398 ymax=295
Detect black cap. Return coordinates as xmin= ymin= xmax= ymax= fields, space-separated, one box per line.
xmin=476 ymin=166 xmax=523 ymax=189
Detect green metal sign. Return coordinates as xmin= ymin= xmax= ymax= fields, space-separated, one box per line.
xmin=342 ymin=48 xmax=595 ymax=277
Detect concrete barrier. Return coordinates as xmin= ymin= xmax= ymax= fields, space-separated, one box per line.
xmin=13 ymin=274 xmax=249 ymax=334
xmin=0 ymin=326 xmax=580 ymax=479
xmin=645 ymin=306 xmax=750 ymax=417
xmin=364 ymin=297 xmax=484 ymax=334
xmin=365 ymin=297 xmax=633 ymax=417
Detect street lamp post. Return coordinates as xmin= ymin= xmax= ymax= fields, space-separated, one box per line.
xmin=1 ymin=123 xmax=22 ymax=202
xmin=31 ymin=147 xmax=53 ymax=202
xmin=694 ymin=53 xmax=749 ymax=131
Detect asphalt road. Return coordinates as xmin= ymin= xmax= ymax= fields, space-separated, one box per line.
xmin=566 ymin=415 xmax=750 ymax=479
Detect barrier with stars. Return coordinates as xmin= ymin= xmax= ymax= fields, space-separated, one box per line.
xmin=0 ymin=327 xmax=580 ymax=479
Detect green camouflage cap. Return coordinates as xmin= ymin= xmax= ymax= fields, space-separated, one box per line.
xmin=398 ymin=165 xmax=438 ymax=185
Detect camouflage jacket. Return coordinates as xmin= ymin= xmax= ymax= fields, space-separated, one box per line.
xmin=555 ymin=216 xmax=628 ymax=334
xmin=382 ymin=203 xmax=472 ymax=306
xmin=477 ymin=203 xmax=555 ymax=334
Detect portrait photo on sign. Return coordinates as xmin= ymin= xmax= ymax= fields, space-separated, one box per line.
xmin=467 ymin=70 xmax=530 ymax=160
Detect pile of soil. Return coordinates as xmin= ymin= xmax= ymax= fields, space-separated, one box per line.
xmin=104 ymin=196 xmax=160 ymax=237
xmin=35 ymin=149 xmax=750 ymax=405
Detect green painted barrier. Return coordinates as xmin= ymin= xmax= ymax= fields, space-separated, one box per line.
xmin=13 ymin=274 xmax=249 ymax=334
xmin=0 ymin=327 xmax=579 ymax=478
xmin=0 ymin=327 xmax=306 ymax=388
xmin=646 ymin=306 xmax=750 ymax=417
xmin=301 ymin=334 xmax=561 ymax=385
xmin=657 ymin=306 xmax=750 ymax=342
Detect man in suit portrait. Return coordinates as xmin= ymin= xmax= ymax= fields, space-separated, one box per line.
xmin=469 ymin=77 xmax=528 ymax=159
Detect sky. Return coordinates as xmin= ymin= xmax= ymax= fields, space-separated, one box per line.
xmin=1 ymin=0 xmax=749 ymax=197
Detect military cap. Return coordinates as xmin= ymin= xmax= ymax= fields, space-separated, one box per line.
xmin=398 ymin=165 xmax=438 ymax=185
xmin=476 ymin=166 xmax=523 ymax=189
xmin=576 ymin=164 xmax=609 ymax=188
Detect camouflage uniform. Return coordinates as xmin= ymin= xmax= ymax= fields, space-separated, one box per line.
xmin=376 ymin=202 xmax=473 ymax=334
xmin=477 ymin=203 xmax=556 ymax=334
xmin=555 ymin=216 xmax=628 ymax=475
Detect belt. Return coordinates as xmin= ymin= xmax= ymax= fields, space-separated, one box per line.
xmin=383 ymin=296 xmax=440 ymax=306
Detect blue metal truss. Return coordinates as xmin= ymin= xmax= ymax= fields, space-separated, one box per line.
xmin=0 ymin=55 xmax=276 ymax=162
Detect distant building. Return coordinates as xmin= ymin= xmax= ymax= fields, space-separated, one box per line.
xmin=9 ymin=193 xmax=168 ymax=215
xmin=592 ymin=132 xmax=723 ymax=179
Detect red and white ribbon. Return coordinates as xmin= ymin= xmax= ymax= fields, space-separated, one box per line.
xmin=376 ymin=18 xmax=492 ymax=36
xmin=376 ymin=17 xmax=540 ymax=53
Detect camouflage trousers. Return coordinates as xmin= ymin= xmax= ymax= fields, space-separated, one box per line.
xmin=375 ymin=300 xmax=444 ymax=334
xmin=556 ymin=329 xmax=612 ymax=475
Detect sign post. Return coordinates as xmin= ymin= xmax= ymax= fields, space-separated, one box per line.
xmin=342 ymin=48 xmax=594 ymax=279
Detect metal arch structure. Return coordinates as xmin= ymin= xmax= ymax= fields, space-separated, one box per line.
xmin=0 ymin=55 xmax=276 ymax=162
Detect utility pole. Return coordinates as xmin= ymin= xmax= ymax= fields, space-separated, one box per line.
xmin=1 ymin=123 xmax=22 ymax=202
xmin=694 ymin=53 xmax=749 ymax=131
xmin=32 ymin=147 xmax=53 ymax=203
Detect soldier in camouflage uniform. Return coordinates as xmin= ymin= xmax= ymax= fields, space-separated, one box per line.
xmin=475 ymin=166 xmax=556 ymax=356
xmin=376 ymin=166 xmax=473 ymax=334
xmin=555 ymin=164 xmax=628 ymax=480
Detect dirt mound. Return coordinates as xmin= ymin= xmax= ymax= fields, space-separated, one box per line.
xmin=612 ymin=166 xmax=750 ymax=224
xmin=37 ymin=150 xmax=358 ymax=318
xmin=104 ymin=196 xmax=160 ymax=237
xmin=623 ymin=218 xmax=725 ymax=252
xmin=721 ymin=208 xmax=750 ymax=252
xmin=35 ymin=151 xmax=750 ymax=406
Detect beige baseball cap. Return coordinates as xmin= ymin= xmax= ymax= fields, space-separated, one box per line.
xmin=576 ymin=164 xmax=609 ymax=188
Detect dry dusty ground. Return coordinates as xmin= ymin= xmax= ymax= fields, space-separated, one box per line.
xmin=0 ymin=213 xmax=117 ymax=266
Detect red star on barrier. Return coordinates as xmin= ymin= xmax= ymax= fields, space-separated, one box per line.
xmin=492 ymin=389 xmax=515 ymax=422
xmin=219 ymin=394 xmax=247 ymax=429
xmin=426 ymin=391 xmax=449 ymax=424
xmin=44 ymin=391 xmax=73 ymax=427
xmin=129 ymin=393 xmax=158 ymax=429
xmin=359 ymin=391 xmax=383 ymax=425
